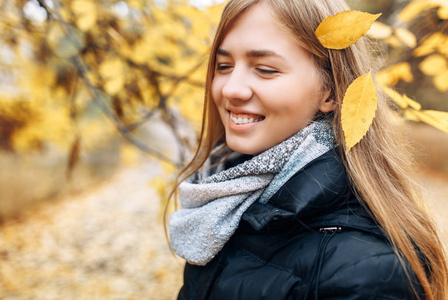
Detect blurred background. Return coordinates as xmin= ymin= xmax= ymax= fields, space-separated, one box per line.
xmin=0 ymin=0 xmax=447 ymax=299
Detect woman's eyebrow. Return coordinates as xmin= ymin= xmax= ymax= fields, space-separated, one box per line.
xmin=216 ymin=48 xmax=284 ymax=59
xmin=216 ymin=48 xmax=231 ymax=57
xmin=246 ymin=49 xmax=281 ymax=58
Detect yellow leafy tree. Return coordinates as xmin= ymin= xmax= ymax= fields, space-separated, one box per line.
xmin=370 ymin=0 xmax=448 ymax=134
xmin=1 ymin=0 xmax=448 ymax=188
xmin=0 ymin=0 xmax=224 ymax=171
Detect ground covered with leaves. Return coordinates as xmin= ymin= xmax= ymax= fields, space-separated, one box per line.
xmin=0 ymin=160 xmax=183 ymax=300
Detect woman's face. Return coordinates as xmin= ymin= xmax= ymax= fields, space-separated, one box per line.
xmin=212 ymin=2 xmax=333 ymax=155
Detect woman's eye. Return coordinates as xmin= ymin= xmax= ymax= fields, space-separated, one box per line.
xmin=256 ymin=68 xmax=279 ymax=75
xmin=216 ymin=64 xmax=233 ymax=72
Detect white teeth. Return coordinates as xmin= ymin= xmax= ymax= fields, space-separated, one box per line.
xmin=230 ymin=113 xmax=263 ymax=124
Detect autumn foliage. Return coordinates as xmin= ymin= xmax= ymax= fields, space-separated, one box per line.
xmin=0 ymin=0 xmax=223 ymax=169
xmin=0 ymin=0 xmax=448 ymax=202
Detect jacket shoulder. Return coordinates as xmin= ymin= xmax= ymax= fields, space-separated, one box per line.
xmin=313 ymin=229 xmax=424 ymax=299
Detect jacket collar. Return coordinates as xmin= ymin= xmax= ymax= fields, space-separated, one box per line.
xmin=242 ymin=149 xmax=384 ymax=237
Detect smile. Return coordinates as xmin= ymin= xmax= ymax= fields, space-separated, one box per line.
xmin=229 ymin=112 xmax=265 ymax=125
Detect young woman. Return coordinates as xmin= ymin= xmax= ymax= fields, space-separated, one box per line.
xmin=168 ymin=0 xmax=448 ymax=299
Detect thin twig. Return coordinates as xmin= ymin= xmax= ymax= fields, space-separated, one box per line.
xmin=72 ymin=56 xmax=182 ymax=167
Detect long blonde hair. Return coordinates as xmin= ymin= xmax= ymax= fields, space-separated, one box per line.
xmin=170 ymin=0 xmax=448 ymax=298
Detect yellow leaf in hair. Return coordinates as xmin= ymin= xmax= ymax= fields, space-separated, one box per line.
xmin=367 ymin=21 xmax=393 ymax=39
xmin=434 ymin=70 xmax=448 ymax=92
xmin=395 ymin=28 xmax=417 ymax=48
xmin=315 ymin=11 xmax=381 ymax=50
xmin=398 ymin=1 xmax=438 ymax=22
xmin=341 ymin=71 xmax=378 ymax=152
xmin=419 ymin=54 xmax=447 ymax=76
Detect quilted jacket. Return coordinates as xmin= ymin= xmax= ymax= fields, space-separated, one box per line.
xmin=177 ymin=149 xmax=425 ymax=300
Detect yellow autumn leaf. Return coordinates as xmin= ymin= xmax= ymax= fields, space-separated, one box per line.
xmin=414 ymin=32 xmax=448 ymax=57
xmin=419 ymin=54 xmax=448 ymax=76
xmin=410 ymin=110 xmax=448 ymax=133
xmin=423 ymin=110 xmax=448 ymax=126
xmin=381 ymin=86 xmax=422 ymax=111
xmin=403 ymin=95 xmax=422 ymax=111
xmin=315 ymin=11 xmax=381 ymax=50
xmin=403 ymin=110 xmax=421 ymax=122
xmin=72 ymin=0 xmax=97 ymax=31
xmin=366 ymin=21 xmax=393 ymax=39
xmin=385 ymin=36 xmax=403 ymax=49
xmin=434 ymin=70 xmax=448 ymax=92
xmin=341 ymin=71 xmax=378 ymax=152
xmin=395 ymin=27 xmax=417 ymax=48
xmin=382 ymin=86 xmax=408 ymax=109
xmin=438 ymin=6 xmax=448 ymax=19
xmin=398 ymin=0 xmax=438 ymax=22
xmin=437 ymin=36 xmax=448 ymax=56
xmin=99 ymin=58 xmax=125 ymax=95
xmin=376 ymin=62 xmax=413 ymax=87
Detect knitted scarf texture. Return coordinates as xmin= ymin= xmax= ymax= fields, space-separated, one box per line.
xmin=169 ymin=121 xmax=335 ymax=265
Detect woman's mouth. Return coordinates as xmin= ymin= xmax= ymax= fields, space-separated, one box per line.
xmin=229 ymin=112 xmax=265 ymax=125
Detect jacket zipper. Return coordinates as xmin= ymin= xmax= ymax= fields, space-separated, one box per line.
xmin=319 ymin=226 xmax=343 ymax=233
xmin=304 ymin=227 xmax=343 ymax=299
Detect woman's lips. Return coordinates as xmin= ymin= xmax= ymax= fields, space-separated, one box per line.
xmin=229 ymin=111 xmax=265 ymax=125
xmin=227 ymin=111 xmax=264 ymax=132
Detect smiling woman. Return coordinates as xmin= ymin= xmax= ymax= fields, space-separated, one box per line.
xmin=212 ymin=3 xmax=334 ymax=155
xmin=167 ymin=0 xmax=448 ymax=299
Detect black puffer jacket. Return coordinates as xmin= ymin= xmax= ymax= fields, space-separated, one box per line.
xmin=177 ymin=149 xmax=424 ymax=299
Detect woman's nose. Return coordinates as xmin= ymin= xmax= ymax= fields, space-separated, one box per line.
xmin=221 ymin=67 xmax=253 ymax=101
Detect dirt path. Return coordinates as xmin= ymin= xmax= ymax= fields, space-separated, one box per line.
xmin=0 ymin=161 xmax=447 ymax=299
xmin=0 ymin=160 xmax=184 ymax=300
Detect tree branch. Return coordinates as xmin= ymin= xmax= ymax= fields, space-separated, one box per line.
xmin=36 ymin=0 xmax=182 ymax=167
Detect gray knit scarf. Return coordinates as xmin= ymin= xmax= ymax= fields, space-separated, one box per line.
xmin=169 ymin=121 xmax=335 ymax=266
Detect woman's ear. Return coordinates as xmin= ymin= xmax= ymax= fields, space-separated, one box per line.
xmin=318 ymin=90 xmax=336 ymax=113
